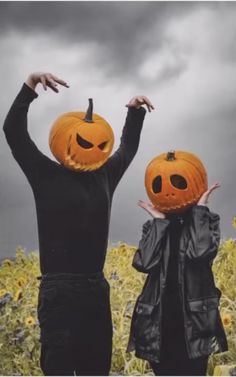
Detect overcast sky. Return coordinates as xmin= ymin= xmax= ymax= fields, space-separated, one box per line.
xmin=0 ymin=2 xmax=236 ymax=259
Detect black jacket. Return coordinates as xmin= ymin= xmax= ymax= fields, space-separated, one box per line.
xmin=127 ymin=205 xmax=228 ymax=363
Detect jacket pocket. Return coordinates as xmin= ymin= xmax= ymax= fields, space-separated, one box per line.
xmin=134 ymin=301 xmax=157 ymax=352
xmin=187 ymin=296 xmax=220 ymax=339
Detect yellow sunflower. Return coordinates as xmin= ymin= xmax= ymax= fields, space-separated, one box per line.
xmin=25 ymin=316 xmax=36 ymax=326
xmin=0 ymin=288 xmax=7 ymax=297
xmin=221 ymin=312 xmax=232 ymax=329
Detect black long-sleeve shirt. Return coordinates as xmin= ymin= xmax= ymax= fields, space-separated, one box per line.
xmin=3 ymin=84 xmax=146 ymax=274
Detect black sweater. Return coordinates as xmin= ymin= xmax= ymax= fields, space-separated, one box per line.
xmin=3 ymin=84 xmax=146 ymax=274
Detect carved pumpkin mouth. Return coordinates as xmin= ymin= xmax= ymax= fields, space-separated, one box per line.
xmin=64 ymin=134 xmax=110 ymax=171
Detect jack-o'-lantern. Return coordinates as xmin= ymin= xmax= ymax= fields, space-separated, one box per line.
xmin=145 ymin=150 xmax=208 ymax=213
xmin=49 ymin=99 xmax=114 ymax=171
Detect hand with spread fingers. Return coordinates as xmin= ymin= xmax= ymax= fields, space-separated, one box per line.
xmin=126 ymin=96 xmax=155 ymax=112
xmin=26 ymin=72 xmax=70 ymax=93
xmin=197 ymin=182 xmax=221 ymax=206
xmin=138 ymin=200 xmax=166 ymax=219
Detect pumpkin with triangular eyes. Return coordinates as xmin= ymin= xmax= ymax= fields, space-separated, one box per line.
xmin=145 ymin=150 xmax=208 ymax=213
xmin=49 ymin=99 xmax=114 ymax=171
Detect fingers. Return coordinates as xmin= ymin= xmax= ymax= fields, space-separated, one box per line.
xmin=126 ymin=95 xmax=155 ymax=112
xmin=38 ymin=73 xmax=69 ymax=92
xmin=138 ymin=200 xmax=148 ymax=209
xmin=138 ymin=200 xmax=152 ymax=210
xmin=45 ymin=74 xmax=59 ymax=93
xmin=208 ymin=182 xmax=221 ymax=192
xmin=138 ymin=200 xmax=156 ymax=215
xmin=40 ymin=76 xmax=47 ymax=91
xmin=205 ymin=182 xmax=221 ymax=197
xmin=51 ymin=75 xmax=70 ymax=88
xmin=138 ymin=96 xmax=155 ymax=112
xmin=198 ymin=182 xmax=220 ymax=205
xmin=138 ymin=200 xmax=166 ymax=218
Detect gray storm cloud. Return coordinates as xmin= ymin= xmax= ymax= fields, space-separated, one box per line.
xmin=0 ymin=2 xmax=208 ymax=80
xmin=0 ymin=2 xmax=236 ymax=259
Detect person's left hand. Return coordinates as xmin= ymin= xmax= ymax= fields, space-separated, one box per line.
xmin=197 ymin=182 xmax=221 ymax=206
xmin=126 ymin=96 xmax=155 ymax=112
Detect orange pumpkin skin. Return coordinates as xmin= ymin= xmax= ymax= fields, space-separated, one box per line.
xmin=49 ymin=104 xmax=114 ymax=172
xmin=145 ymin=150 xmax=208 ymax=214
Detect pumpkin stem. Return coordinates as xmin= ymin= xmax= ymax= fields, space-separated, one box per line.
xmin=166 ymin=150 xmax=176 ymax=161
xmin=84 ymin=98 xmax=94 ymax=123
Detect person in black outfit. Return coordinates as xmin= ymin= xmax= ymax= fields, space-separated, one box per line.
xmin=127 ymin=184 xmax=228 ymax=376
xmin=151 ymin=210 xmax=208 ymax=375
xmin=3 ymin=72 xmax=154 ymax=376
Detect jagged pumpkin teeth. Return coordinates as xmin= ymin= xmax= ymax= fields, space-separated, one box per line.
xmin=49 ymin=98 xmax=114 ymax=171
xmin=69 ymin=159 xmax=76 ymax=164
xmin=145 ymin=150 xmax=208 ymax=214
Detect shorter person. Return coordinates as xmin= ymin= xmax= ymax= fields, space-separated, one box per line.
xmin=127 ymin=157 xmax=228 ymax=375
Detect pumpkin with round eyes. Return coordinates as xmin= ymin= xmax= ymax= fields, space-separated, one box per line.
xmin=49 ymin=99 xmax=114 ymax=171
xmin=145 ymin=150 xmax=208 ymax=213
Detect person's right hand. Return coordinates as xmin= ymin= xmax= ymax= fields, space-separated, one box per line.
xmin=25 ymin=72 xmax=69 ymax=93
xmin=138 ymin=200 xmax=166 ymax=219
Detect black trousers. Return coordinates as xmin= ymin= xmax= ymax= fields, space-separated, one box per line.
xmin=150 ymin=328 xmax=208 ymax=376
xmin=149 ymin=284 xmax=209 ymax=376
xmin=37 ymin=272 xmax=113 ymax=376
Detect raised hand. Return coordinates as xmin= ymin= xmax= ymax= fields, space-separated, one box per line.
xmin=126 ymin=96 xmax=155 ymax=112
xmin=197 ymin=182 xmax=221 ymax=206
xmin=26 ymin=72 xmax=69 ymax=93
xmin=138 ymin=200 xmax=166 ymax=219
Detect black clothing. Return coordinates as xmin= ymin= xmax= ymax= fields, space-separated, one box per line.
xmin=3 ymin=83 xmax=146 ymax=274
xmin=162 ymin=214 xmax=185 ymax=337
xmin=3 ymin=83 xmax=146 ymax=376
xmin=127 ymin=206 xmax=228 ymax=365
xmin=151 ymin=213 xmax=208 ymax=376
xmin=38 ymin=272 xmax=112 ymax=376
xmin=150 ymin=354 xmax=208 ymax=376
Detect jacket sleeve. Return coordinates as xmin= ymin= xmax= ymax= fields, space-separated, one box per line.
xmin=104 ymin=106 xmax=146 ymax=194
xmin=132 ymin=218 xmax=170 ymax=273
xmin=3 ymin=83 xmax=53 ymax=184
xmin=186 ymin=205 xmax=221 ymax=261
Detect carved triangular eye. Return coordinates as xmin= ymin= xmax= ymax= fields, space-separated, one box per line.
xmin=170 ymin=174 xmax=187 ymax=189
xmin=98 ymin=141 xmax=108 ymax=150
xmin=76 ymin=133 xmax=93 ymax=149
xmin=152 ymin=175 xmax=162 ymax=193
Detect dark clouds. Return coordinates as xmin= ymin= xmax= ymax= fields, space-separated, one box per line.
xmin=1 ymin=2 xmax=235 ymax=86
xmin=0 ymin=2 xmax=236 ymax=259
xmin=0 ymin=2 xmax=208 ymax=81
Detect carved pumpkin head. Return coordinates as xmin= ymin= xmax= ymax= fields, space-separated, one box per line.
xmin=49 ymin=99 xmax=114 ymax=171
xmin=145 ymin=150 xmax=208 ymax=213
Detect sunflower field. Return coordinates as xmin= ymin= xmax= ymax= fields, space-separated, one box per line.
xmin=0 ymin=221 xmax=235 ymax=376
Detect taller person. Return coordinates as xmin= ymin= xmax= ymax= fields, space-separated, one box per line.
xmin=3 ymin=72 xmax=154 ymax=376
